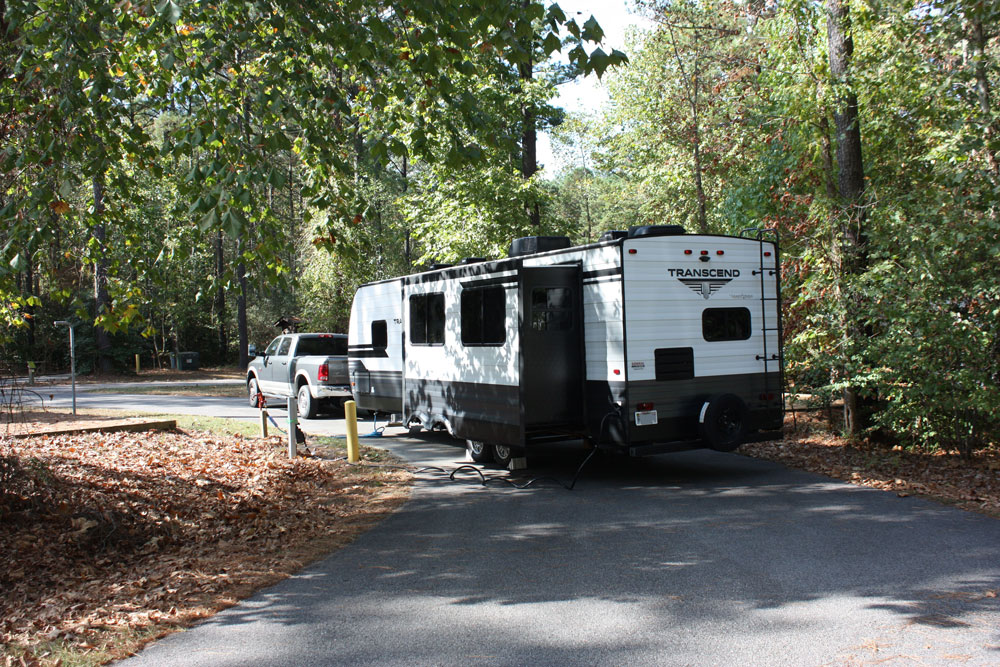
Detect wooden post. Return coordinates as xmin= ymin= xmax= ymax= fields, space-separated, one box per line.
xmin=259 ymin=408 xmax=269 ymax=438
xmin=135 ymin=353 xmax=140 ymax=375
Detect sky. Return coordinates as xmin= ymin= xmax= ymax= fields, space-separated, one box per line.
xmin=536 ymin=0 xmax=655 ymax=175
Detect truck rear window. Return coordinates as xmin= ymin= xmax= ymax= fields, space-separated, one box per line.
xmin=296 ymin=336 xmax=348 ymax=356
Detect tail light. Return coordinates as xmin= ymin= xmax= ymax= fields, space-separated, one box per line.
xmin=318 ymin=363 xmax=329 ymax=382
xmin=637 ymin=402 xmax=655 ymax=411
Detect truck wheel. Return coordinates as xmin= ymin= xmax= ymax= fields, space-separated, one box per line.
xmin=467 ymin=440 xmax=493 ymax=463
xmin=492 ymin=444 xmax=513 ymax=468
xmin=699 ymin=394 xmax=747 ymax=452
xmin=248 ymin=377 xmax=261 ymax=408
xmin=297 ymin=384 xmax=317 ymax=419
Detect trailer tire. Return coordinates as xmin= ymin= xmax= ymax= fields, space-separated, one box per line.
xmin=467 ymin=440 xmax=493 ymax=463
xmin=492 ymin=444 xmax=513 ymax=468
xmin=699 ymin=394 xmax=747 ymax=452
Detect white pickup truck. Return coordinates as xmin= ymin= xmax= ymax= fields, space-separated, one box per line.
xmin=246 ymin=333 xmax=350 ymax=418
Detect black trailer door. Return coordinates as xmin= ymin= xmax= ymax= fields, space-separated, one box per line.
xmin=520 ymin=266 xmax=583 ymax=427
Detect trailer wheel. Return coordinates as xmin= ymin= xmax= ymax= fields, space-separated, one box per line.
xmin=492 ymin=444 xmax=513 ymax=468
xmin=467 ymin=440 xmax=493 ymax=463
xmin=699 ymin=394 xmax=747 ymax=452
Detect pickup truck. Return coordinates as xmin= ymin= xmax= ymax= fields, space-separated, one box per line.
xmin=246 ymin=333 xmax=350 ymax=419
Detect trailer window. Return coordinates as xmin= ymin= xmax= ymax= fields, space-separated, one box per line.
xmin=461 ymin=287 xmax=506 ymax=346
xmin=531 ymin=287 xmax=573 ymax=332
xmin=410 ymin=293 xmax=445 ymax=345
xmin=371 ymin=320 xmax=387 ymax=350
xmin=703 ymin=308 xmax=752 ymax=342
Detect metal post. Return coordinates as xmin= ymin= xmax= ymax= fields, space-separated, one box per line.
xmin=54 ymin=321 xmax=76 ymax=415
xmin=286 ymin=396 xmax=298 ymax=458
xmin=135 ymin=353 xmax=140 ymax=375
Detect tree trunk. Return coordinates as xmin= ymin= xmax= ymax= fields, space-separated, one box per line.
xmin=215 ymin=230 xmax=227 ymax=363
xmin=969 ymin=10 xmax=999 ymax=178
xmin=92 ymin=175 xmax=113 ymax=374
xmin=237 ymin=252 xmax=249 ymax=371
xmin=519 ymin=1 xmax=540 ymax=227
xmin=692 ymin=120 xmax=708 ymax=233
xmin=827 ymin=0 xmax=868 ymax=438
xmin=24 ymin=254 xmax=35 ymax=350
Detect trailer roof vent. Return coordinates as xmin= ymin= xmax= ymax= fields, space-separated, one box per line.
xmin=427 ymin=263 xmax=454 ymax=271
xmin=628 ymin=225 xmax=686 ymax=238
xmin=598 ymin=230 xmax=628 ymax=242
xmin=459 ymin=257 xmax=489 ymax=265
xmin=508 ymin=236 xmax=572 ymax=258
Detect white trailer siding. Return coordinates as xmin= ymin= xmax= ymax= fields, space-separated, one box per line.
xmin=622 ymin=236 xmax=778 ymax=380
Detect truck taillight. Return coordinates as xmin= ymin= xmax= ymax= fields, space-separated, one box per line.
xmin=318 ymin=363 xmax=329 ymax=382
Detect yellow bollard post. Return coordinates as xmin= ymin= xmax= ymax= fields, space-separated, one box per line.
xmin=345 ymin=400 xmax=360 ymax=463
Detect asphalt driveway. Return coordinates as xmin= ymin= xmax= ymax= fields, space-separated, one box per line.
xmin=118 ymin=432 xmax=1000 ymax=666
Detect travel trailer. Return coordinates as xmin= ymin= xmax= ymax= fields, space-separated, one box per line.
xmin=347 ymin=226 xmax=783 ymax=466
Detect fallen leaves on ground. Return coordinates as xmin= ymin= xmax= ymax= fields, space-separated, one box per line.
xmin=742 ymin=419 xmax=1000 ymax=518
xmin=0 ymin=429 xmax=409 ymax=665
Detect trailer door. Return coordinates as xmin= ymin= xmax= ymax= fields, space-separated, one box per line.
xmin=520 ymin=266 xmax=583 ymax=427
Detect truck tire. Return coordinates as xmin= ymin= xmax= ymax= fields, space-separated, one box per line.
xmin=297 ymin=383 xmax=317 ymax=419
xmin=699 ymin=393 xmax=747 ymax=452
xmin=248 ymin=376 xmax=262 ymax=408
xmin=467 ymin=440 xmax=493 ymax=463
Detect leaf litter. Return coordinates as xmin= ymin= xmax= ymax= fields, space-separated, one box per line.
xmin=742 ymin=417 xmax=1000 ymax=518
xmin=0 ymin=429 xmax=409 ymax=665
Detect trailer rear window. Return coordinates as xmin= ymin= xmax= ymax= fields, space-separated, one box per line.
xmin=461 ymin=287 xmax=505 ymax=346
xmin=410 ymin=293 xmax=445 ymax=345
xmin=703 ymin=308 xmax=752 ymax=342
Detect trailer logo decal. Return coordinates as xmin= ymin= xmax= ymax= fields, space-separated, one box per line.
xmin=680 ymin=279 xmax=729 ymax=299
xmin=669 ymin=268 xmax=738 ymax=300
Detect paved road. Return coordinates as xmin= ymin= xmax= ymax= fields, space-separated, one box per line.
xmin=25 ymin=380 xmax=357 ymax=437
xmin=30 ymin=382 xmax=1000 ymax=665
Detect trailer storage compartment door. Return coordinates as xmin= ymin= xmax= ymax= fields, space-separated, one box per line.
xmin=520 ymin=266 xmax=584 ymax=428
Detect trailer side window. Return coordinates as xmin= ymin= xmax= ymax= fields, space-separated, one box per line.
xmin=410 ymin=293 xmax=445 ymax=345
xmin=461 ymin=287 xmax=505 ymax=346
xmin=703 ymin=308 xmax=751 ymax=342
xmin=371 ymin=320 xmax=387 ymax=350
xmin=531 ymin=287 xmax=573 ymax=332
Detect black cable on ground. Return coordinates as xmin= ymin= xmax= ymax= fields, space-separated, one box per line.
xmin=338 ymin=408 xmax=620 ymax=491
